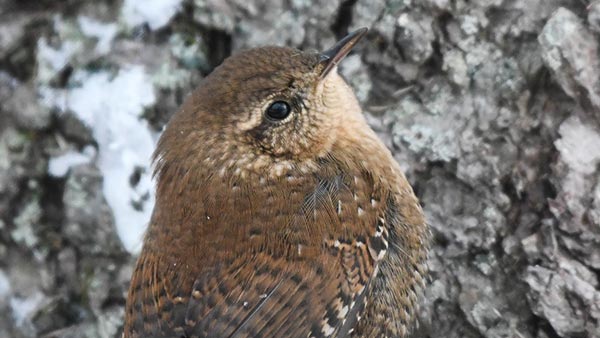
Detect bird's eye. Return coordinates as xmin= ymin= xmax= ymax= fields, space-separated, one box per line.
xmin=265 ymin=101 xmax=291 ymax=121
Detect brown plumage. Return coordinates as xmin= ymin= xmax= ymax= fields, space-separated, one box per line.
xmin=123 ymin=28 xmax=429 ymax=338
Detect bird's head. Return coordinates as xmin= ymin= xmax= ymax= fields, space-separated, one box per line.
xmin=155 ymin=28 xmax=370 ymax=181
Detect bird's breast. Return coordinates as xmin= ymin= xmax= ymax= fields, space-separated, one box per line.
xmin=149 ymin=160 xmax=387 ymax=268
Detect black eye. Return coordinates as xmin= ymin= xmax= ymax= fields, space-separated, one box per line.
xmin=265 ymin=101 xmax=291 ymax=121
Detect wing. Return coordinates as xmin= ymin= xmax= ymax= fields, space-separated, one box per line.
xmin=124 ymin=171 xmax=391 ymax=338
xmin=182 ymin=225 xmax=390 ymax=338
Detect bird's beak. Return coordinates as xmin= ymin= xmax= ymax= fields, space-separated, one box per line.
xmin=319 ymin=27 xmax=368 ymax=79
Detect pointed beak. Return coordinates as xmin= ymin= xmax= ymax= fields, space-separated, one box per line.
xmin=319 ymin=27 xmax=368 ymax=79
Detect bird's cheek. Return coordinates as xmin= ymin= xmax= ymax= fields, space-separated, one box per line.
xmin=237 ymin=106 xmax=266 ymax=132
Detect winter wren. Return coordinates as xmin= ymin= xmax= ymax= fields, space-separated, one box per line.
xmin=124 ymin=28 xmax=429 ymax=338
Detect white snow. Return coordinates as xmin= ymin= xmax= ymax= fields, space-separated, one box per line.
xmin=78 ymin=16 xmax=118 ymax=54
xmin=36 ymin=38 xmax=80 ymax=84
xmin=48 ymin=146 xmax=96 ymax=177
xmin=41 ymin=66 xmax=157 ymax=254
xmin=35 ymin=16 xmax=87 ymax=84
xmin=122 ymin=0 xmax=183 ymax=30
xmin=10 ymin=291 xmax=45 ymax=327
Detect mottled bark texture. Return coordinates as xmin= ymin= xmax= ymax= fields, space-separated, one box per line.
xmin=0 ymin=0 xmax=599 ymax=337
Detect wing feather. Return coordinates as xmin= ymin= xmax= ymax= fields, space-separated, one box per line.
xmin=126 ymin=171 xmax=392 ymax=338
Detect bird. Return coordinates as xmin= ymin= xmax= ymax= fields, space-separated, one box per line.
xmin=123 ymin=27 xmax=429 ymax=338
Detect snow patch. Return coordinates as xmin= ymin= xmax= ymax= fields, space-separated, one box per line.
xmin=40 ymin=66 xmax=157 ymax=254
xmin=36 ymin=38 xmax=81 ymax=84
xmin=78 ymin=16 xmax=118 ymax=54
xmin=35 ymin=16 xmax=87 ymax=84
xmin=48 ymin=146 xmax=96 ymax=177
xmin=122 ymin=0 xmax=182 ymax=30
xmin=10 ymin=291 xmax=45 ymax=327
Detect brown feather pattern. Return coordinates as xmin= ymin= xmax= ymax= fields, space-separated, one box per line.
xmin=124 ymin=36 xmax=429 ymax=338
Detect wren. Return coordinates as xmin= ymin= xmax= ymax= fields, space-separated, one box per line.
xmin=124 ymin=28 xmax=429 ymax=338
